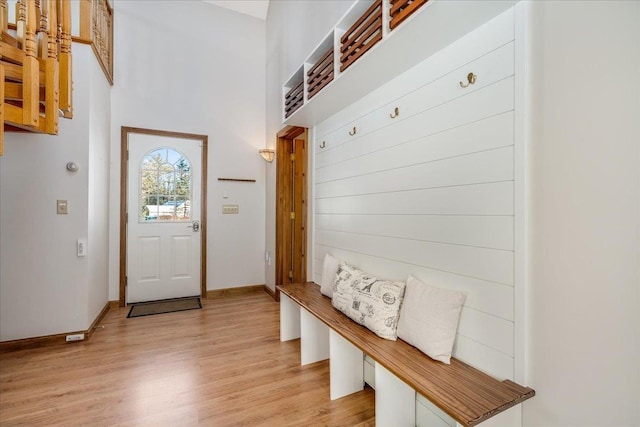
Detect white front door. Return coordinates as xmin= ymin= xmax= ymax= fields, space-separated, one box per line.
xmin=126 ymin=133 xmax=202 ymax=303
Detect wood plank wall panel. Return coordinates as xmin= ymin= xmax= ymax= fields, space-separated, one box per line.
xmin=316 ymin=112 xmax=515 ymax=185
xmin=316 ymin=230 xmax=514 ymax=285
xmin=315 ymin=76 xmax=515 ymax=169
xmin=312 ymin=10 xmax=517 ymax=381
xmin=315 ymin=147 xmax=514 ymax=199
xmin=315 ymin=214 xmax=514 ymax=251
xmin=314 ymin=42 xmax=514 ymax=160
xmin=311 ymin=247 xmax=515 ymax=322
xmin=315 ymin=182 xmax=514 ymax=216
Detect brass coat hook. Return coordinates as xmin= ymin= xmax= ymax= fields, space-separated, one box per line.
xmin=319 ymin=141 xmax=326 ymax=149
xmin=459 ymin=72 xmax=477 ymax=88
xmin=390 ymin=107 xmax=400 ymax=118
xmin=349 ymin=126 xmax=357 ymax=136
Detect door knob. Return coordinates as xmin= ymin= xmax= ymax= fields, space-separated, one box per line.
xmin=187 ymin=220 xmax=200 ymax=232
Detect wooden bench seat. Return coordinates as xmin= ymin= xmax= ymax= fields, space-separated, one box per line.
xmin=277 ymin=282 xmax=535 ymax=427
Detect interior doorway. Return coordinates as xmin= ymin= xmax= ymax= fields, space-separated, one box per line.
xmin=275 ymin=126 xmax=308 ymax=298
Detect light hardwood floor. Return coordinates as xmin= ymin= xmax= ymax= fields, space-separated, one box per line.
xmin=0 ymin=292 xmax=375 ymax=426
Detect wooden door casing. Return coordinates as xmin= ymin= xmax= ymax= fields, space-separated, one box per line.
xmin=275 ymin=126 xmax=308 ymax=299
xmin=119 ymin=126 xmax=208 ymax=307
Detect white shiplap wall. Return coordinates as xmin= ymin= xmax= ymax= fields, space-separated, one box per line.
xmin=312 ymin=8 xmax=521 ymax=381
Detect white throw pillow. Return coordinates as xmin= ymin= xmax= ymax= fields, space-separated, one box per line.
xmin=320 ymin=253 xmax=342 ymax=298
xmin=397 ymin=276 xmax=466 ymax=364
xmin=331 ymin=264 xmax=406 ymax=341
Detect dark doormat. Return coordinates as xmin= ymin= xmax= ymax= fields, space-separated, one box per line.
xmin=127 ymin=296 xmax=202 ymax=318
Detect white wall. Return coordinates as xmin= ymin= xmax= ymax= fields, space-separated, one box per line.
xmin=524 ymin=1 xmax=640 ymax=425
xmin=0 ymin=44 xmax=110 ymax=341
xmin=265 ymin=1 xmax=640 ymax=425
xmin=87 ymin=47 xmax=112 ymax=324
xmin=108 ymin=1 xmax=266 ymax=299
xmin=265 ymin=1 xmax=352 ymax=291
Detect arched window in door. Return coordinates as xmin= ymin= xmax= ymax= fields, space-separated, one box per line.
xmin=139 ymin=147 xmax=192 ymax=222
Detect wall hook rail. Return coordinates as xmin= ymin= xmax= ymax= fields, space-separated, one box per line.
xmin=390 ymin=107 xmax=400 ymax=118
xmin=460 ymin=72 xmax=477 ymax=88
xmin=349 ymin=126 xmax=357 ymax=136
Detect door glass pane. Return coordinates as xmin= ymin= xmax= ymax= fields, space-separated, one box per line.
xmin=139 ymin=147 xmax=192 ymax=222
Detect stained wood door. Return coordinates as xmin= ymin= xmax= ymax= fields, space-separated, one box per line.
xmin=276 ymin=126 xmax=308 ymax=292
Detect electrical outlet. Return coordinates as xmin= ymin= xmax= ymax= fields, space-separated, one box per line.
xmin=222 ymin=205 xmax=239 ymax=214
xmin=66 ymin=333 xmax=85 ymax=342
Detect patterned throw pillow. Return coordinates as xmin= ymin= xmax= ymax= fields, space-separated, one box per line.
xmin=331 ymin=263 xmax=406 ymax=341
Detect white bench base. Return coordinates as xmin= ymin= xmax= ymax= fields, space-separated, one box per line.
xmin=280 ymin=291 xmax=526 ymax=427
xmin=280 ymin=301 xmax=450 ymax=426
xmin=330 ymin=330 xmax=364 ymax=400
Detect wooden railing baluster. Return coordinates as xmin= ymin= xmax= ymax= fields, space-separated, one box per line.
xmin=79 ymin=0 xmax=90 ymax=39
xmin=80 ymin=0 xmax=112 ymax=83
xmin=37 ymin=0 xmax=47 ymax=57
xmin=16 ymin=0 xmax=26 ymax=47
xmin=58 ymin=0 xmax=72 ymax=118
xmin=23 ymin=0 xmax=39 ymax=127
xmin=43 ymin=0 xmax=58 ymax=133
xmin=47 ymin=0 xmax=57 ymax=60
xmin=1 ymin=0 xmax=8 ymax=33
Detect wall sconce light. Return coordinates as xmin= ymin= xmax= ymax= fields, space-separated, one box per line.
xmin=259 ymin=149 xmax=275 ymax=163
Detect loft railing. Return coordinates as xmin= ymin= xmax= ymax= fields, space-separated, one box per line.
xmin=1 ymin=0 xmax=73 ymax=155
xmin=1 ymin=0 xmax=112 ymax=155
xmin=79 ymin=0 xmax=112 ymax=84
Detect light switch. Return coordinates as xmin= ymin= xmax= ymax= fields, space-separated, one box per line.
xmin=222 ymin=205 xmax=239 ymax=214
xmin=57 ymin=200 xmax=68 ymax=214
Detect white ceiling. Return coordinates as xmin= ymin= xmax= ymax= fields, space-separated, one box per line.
xmin=203 ymin=0 xmax=270 ymax=20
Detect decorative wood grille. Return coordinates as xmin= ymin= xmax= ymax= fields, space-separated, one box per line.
xmin=389 ymin=0 xmax=428 ymax=31
xmin=284 ymin=81 xmax=304 ymax=118
xmin=339 ymin=0 xmax=383 ymax=73
xmin=307 ymin=47 xmax=334 ymax=100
